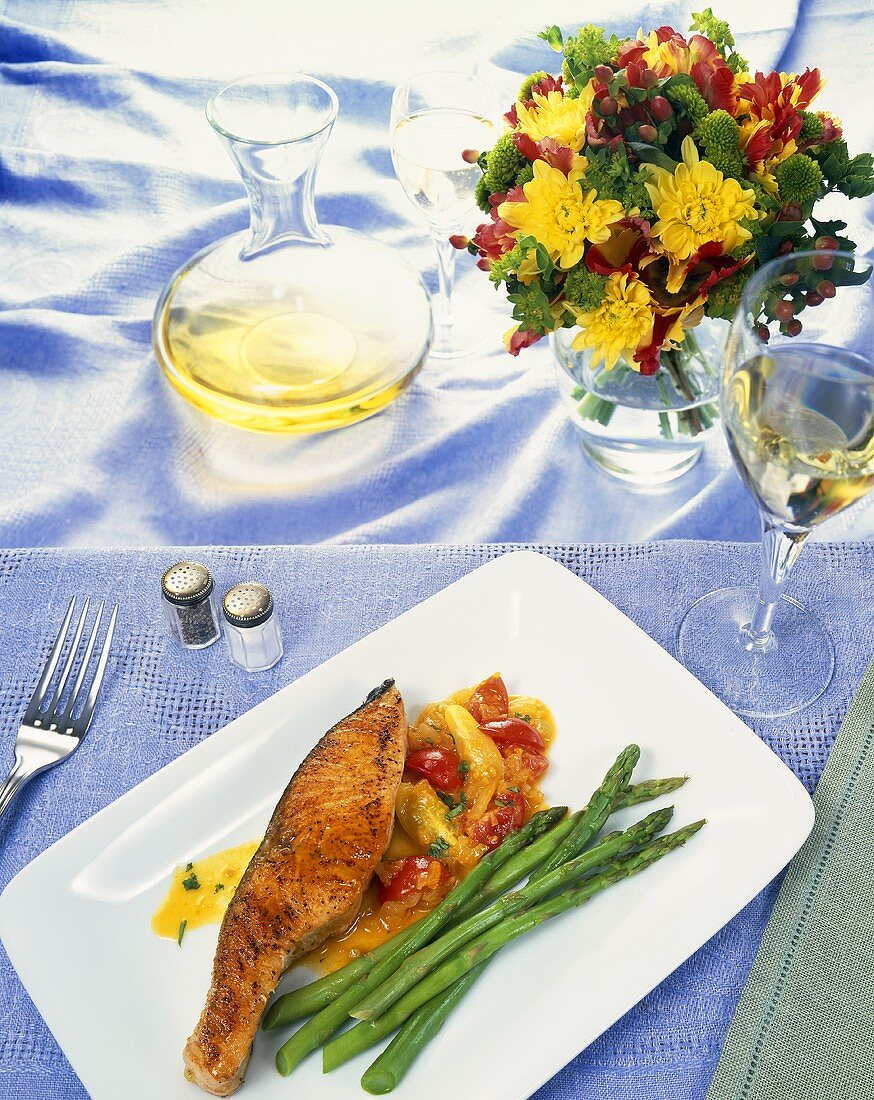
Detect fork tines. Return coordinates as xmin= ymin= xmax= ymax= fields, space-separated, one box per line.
xmin=24 ymin=597 xmax=119 ymax=738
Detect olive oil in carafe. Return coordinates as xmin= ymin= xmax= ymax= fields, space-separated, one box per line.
xmin=162 ymin=299 xmax=414 ymax=433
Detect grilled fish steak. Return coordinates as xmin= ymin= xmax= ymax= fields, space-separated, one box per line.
xmin=183 ymin=679 xmax=407 ymax=1095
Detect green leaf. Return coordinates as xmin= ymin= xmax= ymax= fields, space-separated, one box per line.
xmin=628 ymin=142 xmax=679 ymax=172
xmin=182 ymin=872 xmax=201 ymax=891
xmin=768 ymin=220 xmax=803 ymax=239
xmin=810 ymin=217 xmax=848 ymax=237
xmin=829 ymin=260 xmax=873 ymax=287
xmin=755 ymin=236 xmax=781 ymax=264
xmin=177 ymin=920 xmax=187 ymax=947
xmin=538 ymin=24 xmax=564 ymax=51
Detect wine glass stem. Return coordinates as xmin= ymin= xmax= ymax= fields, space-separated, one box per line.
xmin=431 ymin=233 xmax=457 ymax=332
xmin=743 ymin=518 xmax=810 ymax=649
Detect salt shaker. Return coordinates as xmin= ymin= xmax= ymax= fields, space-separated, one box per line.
xmin=222 ymin=582 xmax=283 ymax=672
xmin=161 ymin=561 xmax=222 ymax=650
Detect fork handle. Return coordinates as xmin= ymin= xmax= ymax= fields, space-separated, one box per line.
xmin=0 ymin=754 xmax=34 ymax=821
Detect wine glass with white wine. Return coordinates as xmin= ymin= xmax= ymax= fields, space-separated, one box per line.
xmin=678 ymin=249 xmax=874 ymax=718
xmin=391 ymin=71 xmax=501 ymax=358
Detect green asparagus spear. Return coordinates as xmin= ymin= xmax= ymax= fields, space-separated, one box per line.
xmin=360 ymin=961 xmax=491 ymax=1095
xmin=528 ymin=744 xmax=640 ymax=883
xmin=272 ymin=806 xmax=568 ymax=1071
xmin=323 ymin=819 xmax=705 ymax=1071
xmin=264 ymin=772 xmax=682 ymax=1028
xmin=356 ymin=777 xmax=692 ymax=1092
xmin=452 ymin=771 xmax=685 ymax=918
xmin=614 ymin=775 xmax=688 ymax=810
xmin=350 ymin=806 xmax=673 ymax=1022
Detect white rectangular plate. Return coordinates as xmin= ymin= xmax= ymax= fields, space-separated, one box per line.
xmin=0 ymin=551 xmax=813 ymax=1100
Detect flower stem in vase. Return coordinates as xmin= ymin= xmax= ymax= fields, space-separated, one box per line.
xmin=661 ymin=349 xmax=708 ymax=437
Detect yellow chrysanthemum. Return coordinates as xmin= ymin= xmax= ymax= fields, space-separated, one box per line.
xmin=644 ymin=136 xmax=757 ymax=265
xmin=569 ymin=272 xmax=654 ymax=369
xmin=498 ymin=158 xmax=624 ymax=269
xmin=513 ymin=87 xmax=593 ymax=152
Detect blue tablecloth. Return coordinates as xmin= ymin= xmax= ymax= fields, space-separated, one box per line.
xmin=1 ymin=541 xmax=873 ymax=1099
xmin=1 ymin=0 xmax=873 ymax=548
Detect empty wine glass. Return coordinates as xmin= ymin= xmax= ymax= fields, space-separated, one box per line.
xmin=390 ymin=71 xmax=501 ymax=358
xmin=678 ymin=249 xmax=874 ymax=718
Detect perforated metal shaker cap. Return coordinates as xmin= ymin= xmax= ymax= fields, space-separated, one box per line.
xmin=161 ymin=560 xmax=214 ymax=606
xmin=222 ymin=582 xmax=274 ymax=629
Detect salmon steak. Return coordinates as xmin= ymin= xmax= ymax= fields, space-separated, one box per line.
xmin=183 ymin=679 xmax=407 ymax=1095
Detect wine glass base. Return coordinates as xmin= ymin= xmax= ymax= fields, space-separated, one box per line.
xmin=677 ymin=585 xmax=835 ymax=719
xmin=428 ymin=313 xmax=493 ymax=359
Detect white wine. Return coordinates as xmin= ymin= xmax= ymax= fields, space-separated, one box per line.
xmin=392 ymin=108 xmax=498 ymax=230
xmin=725 ymin=344 xmax=874 ymax=528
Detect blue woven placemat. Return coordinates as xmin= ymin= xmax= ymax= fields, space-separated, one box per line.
xmin=0 ymin=541 xmax=872 ymax=1099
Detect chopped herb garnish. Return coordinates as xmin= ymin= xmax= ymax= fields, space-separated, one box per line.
xmin=424 ymin=736 xmax=435 ymax=746
xmin=214 ymin=883 xmax=225 ymax=893
xmin=507 ymin=785 xmax=521 ymax=793
xmin=177 ymin=920 xmax=187 ymax=946
xmin=494 ymin=797 xmax=516 ymax=806
xmin=185 ymin=862 xmax=193 ymax=871
xmin=513 ymin=712 xmax=532 ymax=722
xmin=427 ymin=836 xmax=450 ymax=859
xmin=181 ymin=872 xmax=201 ymax=891
xmin=445 ymin=803 xmax=466 ymax=821
xmin=436 ymin=790 xmax=457 ymax=809
xmin=458 ymin=759 xmax=470 ymax=777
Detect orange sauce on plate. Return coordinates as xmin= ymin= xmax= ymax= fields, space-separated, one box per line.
xmin=152 ymin=841 xmax=259 ymax=940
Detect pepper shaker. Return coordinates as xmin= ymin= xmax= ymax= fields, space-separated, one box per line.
xmin=161 ymin=561 xmax=222 ymax=650
xmin=222 ymin=582 xmax=283 ymax=672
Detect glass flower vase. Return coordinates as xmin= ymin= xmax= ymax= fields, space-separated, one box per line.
xmin=153 ymin=73 xmax=433 ymax=434
xmin=551 ymin=319 xmax=724 ymax=485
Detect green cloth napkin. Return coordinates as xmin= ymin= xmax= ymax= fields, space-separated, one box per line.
xmin=707 ymin=658 xmax=874 ymax=1100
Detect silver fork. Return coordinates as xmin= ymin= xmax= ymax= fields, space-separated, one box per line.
xmin=0 ymin=597 xmax=119 ymax=822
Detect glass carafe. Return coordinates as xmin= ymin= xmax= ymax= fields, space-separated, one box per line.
xmin=153 ymin=73 xmax=433 ymax=434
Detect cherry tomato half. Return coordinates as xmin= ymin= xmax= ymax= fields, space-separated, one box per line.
xmin=467 ymin=791 xmax=526 ymax=850
xmin=519 ymin=751 xmax=549 ymax=781
xmin=479 ymin=717 xmax=545 ymax=752
xmin=405 ymin=747 xmax=462 ymax=794
xmin=465 ymin=675 xmax=509 ymax=723
xmin=378 ymin=856 xmax=447 ymax=903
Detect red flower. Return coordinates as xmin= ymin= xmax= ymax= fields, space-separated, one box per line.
xmin=818 ymin=112 xmax=843 ymax=144
xmin=471 ymin=198 xmax=517 ymax=268
xmin=505 ymin=327 xmax=542 ymax=355
xmin=511 ymin=132 xmax=576 ymax=174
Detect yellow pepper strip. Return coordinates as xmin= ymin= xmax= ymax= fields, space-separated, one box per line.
xmin=444 ymin=705 xmax=503 ymax=819
xmin=394 ymin=781 xmax=474 ymax=871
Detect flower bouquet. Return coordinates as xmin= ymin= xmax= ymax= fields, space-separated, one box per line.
xmin=460 ymin=9 xmax=873 ymax=473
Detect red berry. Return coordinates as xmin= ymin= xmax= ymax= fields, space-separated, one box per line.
xmin=637 ymin=124 xmax=658 ymax=143
xmin=774 ymin=300 xmax=795 ymax=323
xmin=805 ymin=290 xmax=824 ymax=306
xmin=640 ymin=69 xmax=659 ymax=89
xmin=597 ymin=95 xmax=618 ymax=117
xmin=757 ymin=324 xmax=770 ymax=343
xmin=817 ymin=280 xmax=836 ymax=298
xmin=449 ymin=234 xmax=470 ymax=250
xmin=593 ymin=65 xmax=614 ymax=83
xmin=786 ymin=319 xmax=803 ymax=336
xmin=461 ymin=148 xmax=480 ymax=164
xmin=814 ymin=235 xmax=840 ymax=250
xmin=812 ymin=252 xmax=834 ymax=271
xmin=780 ymin=272 xmax=800 ymax=287
xmin=777 ymin=240 xmax=795 ymax=256
xmin=650 ymin=96 xmax=673 ymax=121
